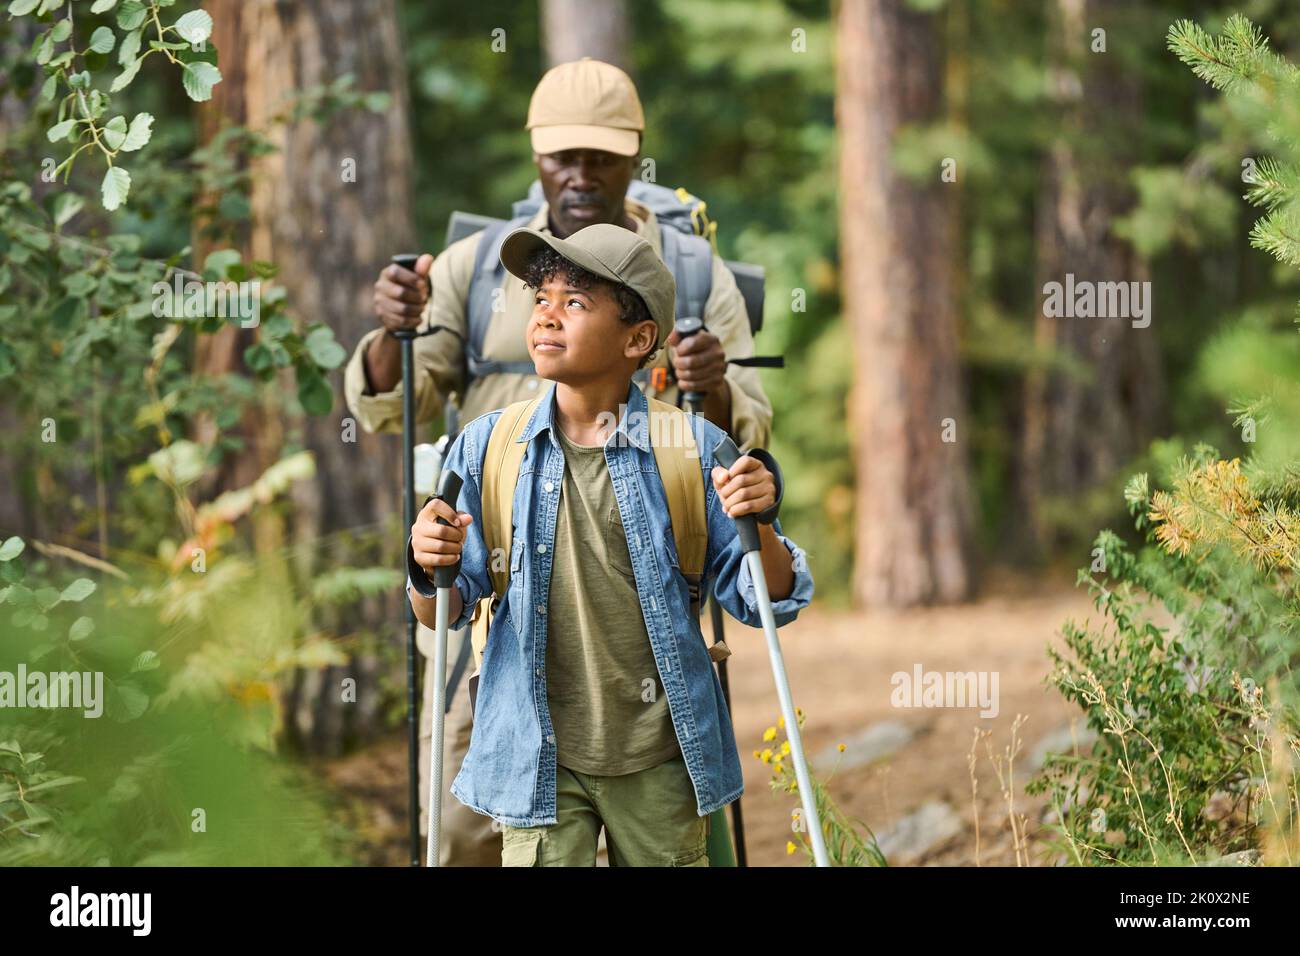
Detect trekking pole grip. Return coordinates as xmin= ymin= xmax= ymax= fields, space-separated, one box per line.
xmin=674 ymin=316 xmax=705 ymax=407
xmin=432 ymin=469 xmax=464 ymax=589
xmin=712 ymin=436 xmax=762 ymax=555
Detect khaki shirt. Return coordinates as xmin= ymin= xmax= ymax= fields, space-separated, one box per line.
xmin=342 ymin=196 xmax=772 ymax=450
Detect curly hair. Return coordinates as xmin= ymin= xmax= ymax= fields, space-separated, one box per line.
xmin=520 ymin=246 xmax=658 ymax=368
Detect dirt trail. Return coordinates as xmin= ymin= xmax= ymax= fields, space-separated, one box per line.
xmin=319 ymin=572 xmax=1096 ymax=866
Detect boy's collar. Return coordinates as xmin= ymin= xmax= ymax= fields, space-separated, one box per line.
xmin=517 ymin=380 xmax=651 ymax=453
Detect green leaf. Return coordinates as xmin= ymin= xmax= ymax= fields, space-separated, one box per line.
xmin=101 ymin=114 xmax=128 ymax=151
xmin=88 ymin=26 xmax=115 ymax=54
xmin=110 ymin=56 xmax=142 ymax=92
xmin=33 ymin=587 xmax=60 ymax=611
xmin=50 ymin=295 xmax=84 ymax=332
xmin=298 ymin=370 xmax=333 ymax=416
xmin=60 ymin=578 xmax=96 ymax=603
xmin=39 ymin=74 xmax=56 ymax=101
xmin=119 ymin=112 xmax=152 ymax=151
xmin=116 ymin=0 xmax=146 ymax=31
xmin=0 ymin=537 xmax=24 ymax=561
xmin=7 ymin=0 xmax=40 ymax=16
xmin=50 ymin=19 xmax=71 ymax=42
xmin=50 ymin=192 xmax=83 ymax=227
xmin=181 ymin=60 xmax=221 ymax=102
xmin=45 ymin=118 xmax=76 ymax=142
xmin=34 ymin=31 xmax=53 ymax=65
xmin=106 ymin=680 xmax=149 ymax=721
xmin=130 ymin=650 xmax=160 ymax=672
xmin=68 ymin=616 xmax=94 ymax=641
xmin=304 ymin=327 xmax=347 ymax=369
xmin=100 ymin=165 xmax=130 ymax=210
xmin=174 ymin=9 xmax=212 ymax=45
xmin=118 ymin=25 xmax=141 ymax=64
xmin=91 ymin=0 xmax=119 ymax=12
xmin=203 ymin=248 xmax=241 ymax=278
xmin=62 ymin=272 xmax=98 ymax=297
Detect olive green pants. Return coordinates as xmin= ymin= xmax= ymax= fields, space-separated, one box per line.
xmin=500 ymin=753 xmax=710 ymax=867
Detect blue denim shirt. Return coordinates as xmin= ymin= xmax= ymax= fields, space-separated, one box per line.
xmin=431 ymin=380 xmax=814 ymax=827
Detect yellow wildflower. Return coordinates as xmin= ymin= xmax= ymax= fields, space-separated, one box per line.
xmin=760 ymin=748 xmax=773 ymax=763
xmin=762 ymin=726 xmax=777 ymax=742
xmin=786 ymin=841 xmax=797 ymax=855
xmin=781 ymin=740 xmax=791 ymax=756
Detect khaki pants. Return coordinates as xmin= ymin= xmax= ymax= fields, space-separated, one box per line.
xmin=417 ymin=621 xmax=501 ymax=866
xmin=499 ymin=754 xmax=709 ymax=867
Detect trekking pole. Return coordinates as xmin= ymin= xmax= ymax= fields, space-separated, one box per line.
xmin=713 ymin=434 xmax=830 ymax=867
xmin=674 ymin=317 xmax=746 ymax=868
xmin=412 ymin=467 xmax=464 ymax=868
xmin=390 ymin=252 xmax=464 ymax=866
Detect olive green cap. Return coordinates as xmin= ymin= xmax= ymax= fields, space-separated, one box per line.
xmin=499 ymin=223 xmax=675 ymax=346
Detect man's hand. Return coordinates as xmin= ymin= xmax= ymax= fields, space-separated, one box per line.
xmin=668 ymin=326 xmax=727 ymax=395
xmin=364 ymin=253 xmax=433 ymax=393
xmin=668 ymin=326 xmax=732 ymax=432
xmin=375 ymin=253 xmax=433 ymax=333
xmin=411 ymin=495 xmax=472 ymax=573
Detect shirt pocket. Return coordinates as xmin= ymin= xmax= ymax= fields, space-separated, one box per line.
xmin=605 ymin=505 xmax=637 ymax=582
xmin=506 ymin=535 xmax=525 ymax=634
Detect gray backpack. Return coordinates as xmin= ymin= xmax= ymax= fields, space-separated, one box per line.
xmin=445 ymin=180 xmax=767 ymax=388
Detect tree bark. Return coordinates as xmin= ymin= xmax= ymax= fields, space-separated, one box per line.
xmin=196 ymin=0 xmax=416 ymax=754
xmin=541 ymin=0 xmax=629 ymax=69
xmin=837 ymin=0 xmax=974 ymax=607
xmin=1020 ymin=0 xmax=1161 ymax=553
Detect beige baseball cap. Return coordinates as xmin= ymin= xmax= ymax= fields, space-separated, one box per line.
xmin=500 ymin=223 xmax=675 ymax=346
xmin=526 ymin=58 xmax=644 ymax=157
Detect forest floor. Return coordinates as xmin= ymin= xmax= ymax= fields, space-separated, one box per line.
xmin=318 ymin=568 xmax=1097 ymax=867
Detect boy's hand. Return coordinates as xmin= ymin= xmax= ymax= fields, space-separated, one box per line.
xmin=411 ymin=496 xmax=473 ymax=574
xmin=711 ymin=456 xmax=776 ymax=519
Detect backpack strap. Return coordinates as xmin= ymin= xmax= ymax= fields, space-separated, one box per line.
xmin=645 ymin=395 xmax=709 ymax=605
xmin=465 ymin=215 xmax=538 ymax=384
xmin=660 ymin=227 xmax=713 ymax=323
xmin=467 ymin=397 xmax=540 ymax=680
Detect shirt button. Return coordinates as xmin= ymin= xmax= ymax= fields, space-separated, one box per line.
xmin=546 ymin=734 xmax=555 ymax=744
xmin=527 ymin=379 xmax=539 ymax=390
xmin=535 ymin=667 xmax=542 ymax=677
xmin=536 ymin=603 xmax=546 ymax=616
xmin=544 ymin=481 xmax=554 ymax=492
xmin=537 ymin=544 xmax=546 ymax=554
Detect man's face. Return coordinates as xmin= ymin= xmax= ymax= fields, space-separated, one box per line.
xmin=526 ymin=275 xmax=656 ymax=385
xmin=535 ymin=148 xmax=637 ymax=238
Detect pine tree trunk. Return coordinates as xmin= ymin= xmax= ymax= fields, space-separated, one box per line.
xmin=837 ymin=0 xmax=974 ymax=607
xmin=196 ymin=0 xmax=416 ymax=754
xmin=541 ymin=0 xmax=629 ymax=69
xmin=1020 ymin=0 xmax=1161 ymax=553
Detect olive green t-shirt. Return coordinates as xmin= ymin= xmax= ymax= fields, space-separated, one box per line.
xmin=545 ymin=425 xmax=682 ymax=776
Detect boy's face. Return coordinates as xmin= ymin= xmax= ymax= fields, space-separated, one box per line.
xmin=527 ymin=275 xmax=657 ymax=385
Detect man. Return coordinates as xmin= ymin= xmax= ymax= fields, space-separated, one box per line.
xmin=343 ymin=57 xmax=773 ymax=866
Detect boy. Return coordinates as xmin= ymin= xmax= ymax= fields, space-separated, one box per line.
xmin=409 ymin=223 xmax=813 ymax=866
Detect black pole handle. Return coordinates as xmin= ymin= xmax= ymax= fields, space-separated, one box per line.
xmin=432 ymin=469 xmax=464 ymax=589
xmin=406 ymin=468 xmax=463 ymax=598
xmin=390 ymin=254 xmax=425 ymax=342
xmin=674 ymin=317 xmax=705 ymax=408
xmin=712 ymin=436 xmax=761 ymax=554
